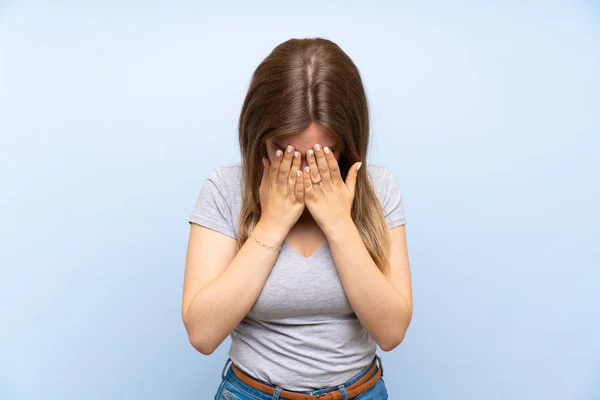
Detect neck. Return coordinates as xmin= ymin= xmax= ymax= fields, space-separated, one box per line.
xmin=298 ymin=209 xmax=315 ymax=224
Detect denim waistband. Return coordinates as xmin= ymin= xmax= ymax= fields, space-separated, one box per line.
xmin=220 ymin=354 xmax=382 ymax=397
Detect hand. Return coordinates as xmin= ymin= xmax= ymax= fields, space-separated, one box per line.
xmin=303 ymin=144 xmax=362 ymax=235
xmin=259 ymin=145 xmax=305 ymax=233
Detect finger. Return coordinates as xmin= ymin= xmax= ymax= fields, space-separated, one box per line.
xmin=323 ymin=146 xmax=342 ymax=184
xmin=288 ymin=150 xmax=301 ymax=193
xmin=303 ymin=166 xmax=314 ymax=199
xmin=294 ymin=167 xmax=305 ymax=203
xmin=313 ymin=144 xmax=332 ymax=186
xmin=306 ymin=148 xmax=321 ymax=186
xmin=269 ymin=149 xmax=283 ymax=185
xmin=278 ymin=144 xmax=295 ymax=187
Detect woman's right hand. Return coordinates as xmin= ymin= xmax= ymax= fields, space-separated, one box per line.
xmin=259 ymin=145 xmax=305 ymax=233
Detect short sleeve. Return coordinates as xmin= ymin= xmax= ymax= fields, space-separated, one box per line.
xmin=382 ymin=167 xmax=407 ymax=229
xmin=188 ymin=167 xmax=237 ymax=240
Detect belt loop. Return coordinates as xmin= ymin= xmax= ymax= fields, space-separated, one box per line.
xmin=337 ymin=384 xmax=348 ymax=400
xmin=221 ymin=358 xmax=232 ymax=380
xmin=272 ymin=386 xmax=282 ymax=400
xmin=375 ymin=354 xmax=384 ymax=377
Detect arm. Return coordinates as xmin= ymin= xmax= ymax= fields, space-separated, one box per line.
xmin=325 ymin=219 xmax=413 ymax=351
xmin=183 ymin=144 xmax=306 ymax=354
xmin=181 ymin=219 xmax=286 ymax=355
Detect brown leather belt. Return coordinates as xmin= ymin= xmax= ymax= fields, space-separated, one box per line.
xmin=231 ymin=357 xmax=383 ymax=400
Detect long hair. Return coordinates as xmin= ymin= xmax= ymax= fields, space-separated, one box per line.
xmin=236 ymin=37 xmax=392 ymax=273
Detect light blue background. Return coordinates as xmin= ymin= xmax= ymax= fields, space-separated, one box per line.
xmin=1 ymin=1 xmax=598 ymax=399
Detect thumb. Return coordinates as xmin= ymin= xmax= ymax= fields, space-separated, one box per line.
xmin=345 ymin=161 xmax=362 ymax=194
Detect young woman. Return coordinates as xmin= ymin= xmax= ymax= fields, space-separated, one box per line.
xmin=182 ymin=37 xmax=412 ymax=400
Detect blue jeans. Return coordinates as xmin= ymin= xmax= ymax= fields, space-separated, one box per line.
xmin=214 ymin=355 xmax=389 ymax=400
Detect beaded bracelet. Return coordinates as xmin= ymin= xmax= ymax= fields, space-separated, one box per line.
xmin=249 ymin=233 xmax=282 ymax=252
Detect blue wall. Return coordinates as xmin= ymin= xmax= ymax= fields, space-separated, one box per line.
xmin=1 ymin=1 xmax=598 ymax=399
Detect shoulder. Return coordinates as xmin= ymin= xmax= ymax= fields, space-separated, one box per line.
xmin=208 ymin=162 xmax=242 ymax=182
xmin=194 ymin=162 xmax=243 ymax=209
xmin=366 ymin=163 xmax=393 ymax=195
xmin=365 ymin=163 xmax=404 ymax=217
xmin=205 ymin=162 xmax=243 ymax=193
xmin=209 ymin=162 xmax=242 ymax=182
xmin=366 ymin=163 xmax=389 ymax=182
xmin=189 ymin=163 xmax=242 ymax=238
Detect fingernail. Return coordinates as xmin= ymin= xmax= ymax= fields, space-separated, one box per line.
xmin=296 ymin=170 xmax=301 ymax=177
xmin=293 ymin=151 xmax=299 ymax=159
xmin=308 ymin=149 xmax=314 ymax=158
xmin=357 ymin=162 xmax=362 ymax=171
xmin=314 ymin=144 xmax=321 ymax=152
xmin=323 ymin=146 xmax=330 ymax=154
xmin=286 ymin=145 xmax=293 ymax=153
xmin=305 ymin=166 xmax=310 ymax=174
xmin=276 ymin=149 xmax=282 ymax=157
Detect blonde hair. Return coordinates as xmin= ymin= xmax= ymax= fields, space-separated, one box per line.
xmin=236 ymin=37 xmax=391 ymax=273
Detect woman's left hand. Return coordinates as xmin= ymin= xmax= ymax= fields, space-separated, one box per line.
xmin=303 ymin=144 xmax=362 ymax=236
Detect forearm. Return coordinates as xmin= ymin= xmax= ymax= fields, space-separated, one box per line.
xmin=325 ymin=218 xmax=412 ymax=351
xmin=184 ymin=219 xmax=287 ymax=354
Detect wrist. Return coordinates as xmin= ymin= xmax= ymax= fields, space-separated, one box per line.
xmin=253 ymin=218 xmax=289 ymax=247
xmin=323 ymin=217 xmax=355 ymax=242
